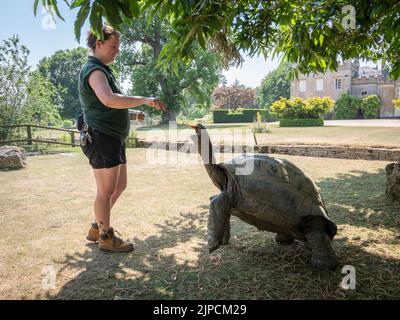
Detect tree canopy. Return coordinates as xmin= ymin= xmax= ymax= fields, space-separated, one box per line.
xmin=115 ymin=13 xmax=222 ymax=123
xmin=257 ymin=62 xmax=291 ymax=109
xmin=0 ymin=36 xmax=61 ymax=139
xmin=37 ymin=47 xmax=89 ymax=119
xmin=212 ymin=80 xmax=256 ymax=111
xmin=34 ymin=0 xmax=400 ymax=78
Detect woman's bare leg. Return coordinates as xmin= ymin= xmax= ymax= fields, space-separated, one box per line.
xmin=110 ymin=164 xmax=127 ymax=209
xmin=93 ymin=165 xmax=121 ymax=234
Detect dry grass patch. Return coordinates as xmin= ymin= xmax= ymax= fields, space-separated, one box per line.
xmin=0 ymin=149 xmax=399 ymax=299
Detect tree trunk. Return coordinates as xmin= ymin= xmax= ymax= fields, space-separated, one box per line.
xmin=162 ymin=109 xmax=176 ymax=124
xmin=385 ymin=162 xmax=400 ymax=201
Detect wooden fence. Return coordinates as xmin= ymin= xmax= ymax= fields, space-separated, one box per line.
xmin=0 ymin=124 xmax=80 ymax=147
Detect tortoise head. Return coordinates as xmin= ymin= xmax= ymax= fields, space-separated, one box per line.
xmin=190 ymin=123 xmax=207 ymax=141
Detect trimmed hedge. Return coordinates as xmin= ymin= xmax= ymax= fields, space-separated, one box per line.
xmin=279 ymin=118 xmax=324 ymax=127
xmin=213 ymin=109 xmax=278 ymax=123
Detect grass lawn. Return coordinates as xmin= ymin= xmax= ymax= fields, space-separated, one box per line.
xmin=0 ymin=149 xmax=399 ymax=299
xmin=136 ymin=123 xmax=400 ymax=148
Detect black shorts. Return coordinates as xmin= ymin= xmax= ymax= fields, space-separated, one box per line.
xmin=81 ymin=129 xmax=127 ymax=169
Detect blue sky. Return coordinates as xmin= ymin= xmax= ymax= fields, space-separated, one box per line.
xmin=0 ymin=0 xmax=280 ymax=88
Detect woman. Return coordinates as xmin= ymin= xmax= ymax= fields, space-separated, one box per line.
xmin=79 ymin=26 xmax=165 ymax=252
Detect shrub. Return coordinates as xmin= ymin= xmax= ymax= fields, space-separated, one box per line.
xmin=270 ymin=96 xmax=334 ymax=119
xmin=334 ymin=94 xmax=381 ymax=119
xmin=279 ymin=118 xmax=324 ymax=127
xmin=334 ymin=94 xmax=363 ymax=119
xmin=126 ymin=129 xmax=138 ymax=148
xmin=393 ymin=99 xmax=400 ymax=108
xmin=62 ymin=119 xmax=74 ymax=128
xmin=306 ymin=97 xmax=335 ymax=118
xmin=362 ymin=95 xmax=380 ymax=119
xmin=60 ymin=133 xmax=71 ymax=143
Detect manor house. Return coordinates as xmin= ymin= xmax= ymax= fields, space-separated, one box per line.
xmin=290 ymin=60 xmax=400 ymax=118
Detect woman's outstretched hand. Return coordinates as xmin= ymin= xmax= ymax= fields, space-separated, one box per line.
xmin=147 ymin=98 xmax=167 ymax=111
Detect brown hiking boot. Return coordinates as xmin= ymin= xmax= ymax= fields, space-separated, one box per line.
xmin=98 ymin=227 xmax=134 ymax=253
xmin=86 ymin=222 xmax=99 ymax=242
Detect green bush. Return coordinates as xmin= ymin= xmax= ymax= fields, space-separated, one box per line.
xmin=270 ymin=97 xmax=334 ymax=119
xmin=334 ymin=94 xmax=362 ymax=119
xmin=279 ymin=118 xmax=324 ymax=127
xmin=60 ymin=133 xmax=71 ymax=143
xmin=362 ymin=95 xmax=380 ymax=119
xmin=126 ymin=129 xmax=138 ymax=148
xmin=393 ymin=99 xmax=400 ymax=108
xmin=62 ymin=119 xmax=74 ymax=128
xmin=334 ymin=94 xmax=381 ymax=119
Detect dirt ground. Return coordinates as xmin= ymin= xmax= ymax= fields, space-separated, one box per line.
xmin=0 ymin=148 xmax=399 ymax=299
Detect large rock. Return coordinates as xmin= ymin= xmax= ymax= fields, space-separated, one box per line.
xmin=385 ymin=162 xmax=400 ymax=200
xmin=0 ymin=146 xmax=27 ymax=170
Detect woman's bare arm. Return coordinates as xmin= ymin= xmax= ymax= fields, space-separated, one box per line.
xmin=88 ymin=70 xmax=165 ymax=110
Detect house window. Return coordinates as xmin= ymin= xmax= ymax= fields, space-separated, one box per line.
xmin=299 ymin=80 xmax=306 ymax=92
xmin=361 ymin=90 xmax=368 ymax=97
xmin=316 ymin=79 xmax=324 ymax=91
xmin=396 ymin=87 xmax=400 ymax=98
xmin=335 ymin=78 xmax=342 ymax=90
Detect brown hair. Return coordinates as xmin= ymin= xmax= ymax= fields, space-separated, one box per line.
xmin=86 ymin=26 xmax=120 ymax=52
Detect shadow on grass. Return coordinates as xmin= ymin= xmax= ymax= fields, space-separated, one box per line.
xmin=41 ymin=169 xmax=400 ymax=300
xmin=317 ymin=169 xmax=400 ymax=232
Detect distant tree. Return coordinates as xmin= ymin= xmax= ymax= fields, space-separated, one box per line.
xmin=115 ymin=14 xmax=222 ymax=123
xmin=0 ymin=36 xmax=30 ymax=135
xmin=25 ymin=70 xmax=62 ymax=126
xmin=37 ymin=47 xmax=89 ymax=119
xmin=0 ymin=36 xmax=61 ymax=140
xmin=257 ymin=62 xmax=291 ymax=109
xmin=212 ymin=81 xmax=256 ymax=111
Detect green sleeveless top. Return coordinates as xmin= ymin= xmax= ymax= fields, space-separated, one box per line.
xmin=78 ymin=56 xmax=130 ymax=140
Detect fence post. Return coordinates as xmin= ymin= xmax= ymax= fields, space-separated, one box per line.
xmin=70 ymin=131 xmax=75 ymax=147
xmin=27 ymin=125 xmax=32 ymax=145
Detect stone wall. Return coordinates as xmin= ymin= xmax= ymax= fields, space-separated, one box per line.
xmin=137 ymin=140 xmax=400 ymax=162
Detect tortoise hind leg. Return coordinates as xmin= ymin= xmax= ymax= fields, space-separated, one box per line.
xmin=208 ymin=192 xmax=231 ymax=253
xmin=275 ymin=233 xmax=295 ymax=245
xmin=301 ymin=216 xmax=338 ymax=271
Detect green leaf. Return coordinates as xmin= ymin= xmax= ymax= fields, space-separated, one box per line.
xmin=319 ymin=33 xmax=324 ymax=46
xmin=99 ymin=0 xmax=122 ymax=28
xmin=70 ymin=0 xmax=85 ymax=9
xmin=74 ymin=0 xmax=90 ymax=42
xmin=129 ymin=0 xmax=140 ymax=16
xmin=197 ymin=32 xmax=205 ymax=48
xmin=89 ymin=1 xmax=104 ymax=39
xmin=49 ymin=0 xmax=65 ymax=21
xmin=34 ymin=0 xmax=40 ymax=16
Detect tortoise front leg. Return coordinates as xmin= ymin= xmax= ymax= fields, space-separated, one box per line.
xmin=302 ymin=216 xmax=338 ymax=271
xmin=222 ymin=221 xmax=230 ymax=245
xmin=208 ymin=192 xmax=231 ymax=253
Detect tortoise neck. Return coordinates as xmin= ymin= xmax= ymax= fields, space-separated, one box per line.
xmin=198 ymin=130 xmax=216 ymax=167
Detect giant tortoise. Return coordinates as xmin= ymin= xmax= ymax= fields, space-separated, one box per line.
xmin=191 ymin=123 xmax=338 ymax=271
